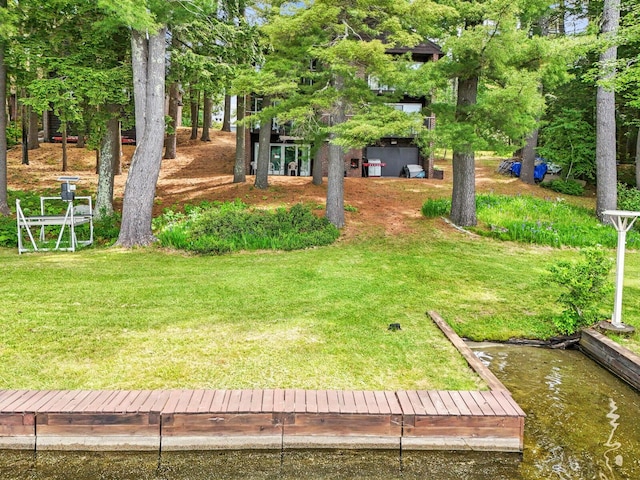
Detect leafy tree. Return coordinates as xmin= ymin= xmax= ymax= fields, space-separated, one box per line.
xmin=537 ymin=108 xmax=596 ymax=179
xmin=430 ymin=0 xmax=550 ymax=226
xmin=241 ymin=0 xmax=446 ymax=227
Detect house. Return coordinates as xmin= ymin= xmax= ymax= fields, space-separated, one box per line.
xmin=243 ymin=40 xmax=442 ymax=179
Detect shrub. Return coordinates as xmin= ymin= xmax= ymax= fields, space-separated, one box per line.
xmin=539 ymin=179 xmax=584 ymax=196
xmin=617 ymin=182 xmax=640 ymax=212
xmin=421 ymin=198 xmax=450 ymax=217
xmin=93 ymin=210 xmax=121 ymax=246
xmin=154 ymin=201 xmax=340 ymax=254
xmin=544 ymin=247 xmax=613 ymax=335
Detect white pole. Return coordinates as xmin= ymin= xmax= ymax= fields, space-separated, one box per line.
xmin=611 ymin=219 xmax=627 ymax=328
xmin=603 ymin=210 xmax=639 ymax=330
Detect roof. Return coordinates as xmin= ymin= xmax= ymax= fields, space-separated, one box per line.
xmin=385 ymin=39 xmax=443 ymax=56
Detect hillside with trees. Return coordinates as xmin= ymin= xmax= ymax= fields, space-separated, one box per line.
xmin=2 ymin=0 xmax=640 ymax=241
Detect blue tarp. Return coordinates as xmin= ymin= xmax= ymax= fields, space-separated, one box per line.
xmin=510 ymin=162 xmax=548 ymax=182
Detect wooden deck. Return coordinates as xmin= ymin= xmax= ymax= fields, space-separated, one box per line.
xmin=0 ymin=388 xmax=524 ymax=452
xmin=0 ymin=312 xmax=525 ymax=452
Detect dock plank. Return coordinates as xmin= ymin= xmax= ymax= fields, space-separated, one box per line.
xmin=385 ymin=391 xmax=403 ymax=415
xmin=341 ymin=390 xmax=357 ymax=414
xmin=316 ymin=390 xmax=329 ymax=414
xmin=395 ymin=391 xmax=414 ymax=415
xmin=196 ymin=390 xmax=216 ymax=413
xmin=284 ymin=389 xmax=295 ymax=413
xmin=306 ymin=391 xmax=318 ymax=414
xmin=416 ymin=391 xmax=438 ymax=416
xmin=352 ymin=391 xmax=368 ymax=414
xmin=427 ymin=391 xmax=449 ymax=416
xmin=373 ymin=391 xmax=390 ymax=414
xmin=209 ymin=390 xmax=227 ymax=413
xmin=495 ymin=390 xmax=526 ymax=417
xmin=481 ymin=391 xmax=506 ymax=416
xmin=294 ymin=390 xmax=306 ymax=413
xmin=363 ymin=391 xmax=379 ymax=415
xmin=448 ymin=391 xmax=471 ymax=416
xmin=406 ymin=391 xmax=426 ymax=416
xmin=250 ymin=389 xmax=263 ymax=413
xmin=226 ymin=390 xmax=242 ymax=413
xmin=238 ymin=390 xmax=253 ymax=413
xmin=326 ymin=390 xmax=340 ymax=413
xmin=147 ymin=390 xmax=171 ymax=413
xmin=186 ymin=390 xmax=206 ymax=413
xmin=438 ymin=391 xmax=461 ymax=416
xmin=83 ymin=391 xmax=117 ymax=413
xmin=458 ymin=391 xmax=484 ymax=416
xmin=162 ymin=390 xmax=186 ymax=414
xmin=2 ymin=391 xmax=41 ymax=412
xmin=469 ymin=391 xmax=496 ymax=416
xmin=261 ymin=389 xmax=274 ymax=414
xmin=273 ymin=389 xmax=285 ymax=412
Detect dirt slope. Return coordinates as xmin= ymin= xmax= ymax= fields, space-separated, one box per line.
xmin=6 ymin=127 xmax=569 ymax=239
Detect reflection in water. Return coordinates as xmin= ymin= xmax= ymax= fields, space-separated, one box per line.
xmin=0 ymin=345 xmax=638 ymax=479
xmin=600 ymin=398 xmax=622 ymax=480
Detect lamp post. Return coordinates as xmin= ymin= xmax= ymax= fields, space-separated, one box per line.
xmin=601 ymin=210 xmax=638 ymax=333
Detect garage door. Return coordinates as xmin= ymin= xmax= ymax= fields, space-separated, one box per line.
xmin=365 ymin=146 xmax=420 ymax=177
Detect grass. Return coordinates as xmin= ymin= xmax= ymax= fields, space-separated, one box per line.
xmin=3 ymin=214 xmax=640 ymax=390
xmin=423 ymin=194 xmax=640 ymax=248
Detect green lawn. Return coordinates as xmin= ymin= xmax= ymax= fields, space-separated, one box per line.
xmin=2 ymin=222 xmax=639 ymax=390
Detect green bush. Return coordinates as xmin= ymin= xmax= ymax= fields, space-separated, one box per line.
xmin=421 ymin=198 xmax=451 ymax=217
xmin=544 ymin=247 xmax=613 ymax=335
xmin=617 ymin=182 xmax=640 ymax=212
xmin=93 ymin=209 xmax=121 ymax=246
xmin=154 ymin=201 xmax=340 ymax=254
xmin=539 ymin=179 xmax=584 ymax=196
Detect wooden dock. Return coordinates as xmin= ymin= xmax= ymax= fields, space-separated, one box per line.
xmin=0 ymin=388 xmax=524 ymax=452
xmin=0 ymin=312 xmax=525 ymax=452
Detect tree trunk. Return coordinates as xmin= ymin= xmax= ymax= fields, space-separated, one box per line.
xmin=115 ymin=123 xmax=122 ymax=175
xmin=77 ymin=129 xmax=85 ymax=148
xmin=21 ymin=101 xmax=28 ymax=165
xmin=190 ymin=87 xmax=199 ymax=140
xmin=164 ymin=81 xmax=180 ymax=159
xmin=312 ymin=146 xmax=323 ymax=186
xmin=116 ymin=26 xmax=167 ymax=248
xmin=233 ymin=94 xmax=246 ymax=183
xmin=636 ymin=128 xmax=640 ymax=190
xmin=326 ymin=75 xmax=346 ymax=228
xmin=27 ymin=107 xmax=39 ymax=150
xmin=0 ymin=7 xmax=9 ymax=216
xmin=95 ymin=107 xmax=120 ymax=219
xmin=450 ymin=76 xmax=478 ymax=227
xmin=131 ymin=30 xmax=148 ymax=143
xmin=42 ymin=110 xmax=50 ymax=143
xmin=61 ymin=123 xmax=68 ymax=171
xmin=520 ymin=127 xmax=539 ymax=185
xmin=222 ymin=94 xmax=231 ymax=132
xmin=254 ymin=95 xmax=271 ymax=189
xmin=326 ymin=142 xmax=344 ymax=228
xmin=201 ymin=94 xmax=212 ymax=142
xmin=595 ymin=0 xmax=620 ymax=221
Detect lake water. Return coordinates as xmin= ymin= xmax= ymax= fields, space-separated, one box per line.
xmin=0 ymin=345 xmax=638 ymax=479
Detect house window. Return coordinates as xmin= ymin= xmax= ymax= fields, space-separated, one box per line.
xmin=253 ymin=144 xmax=311 ymax=176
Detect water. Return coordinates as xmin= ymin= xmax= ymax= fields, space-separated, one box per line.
xmin=0 ymin=345 xmax=638 ymax=479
